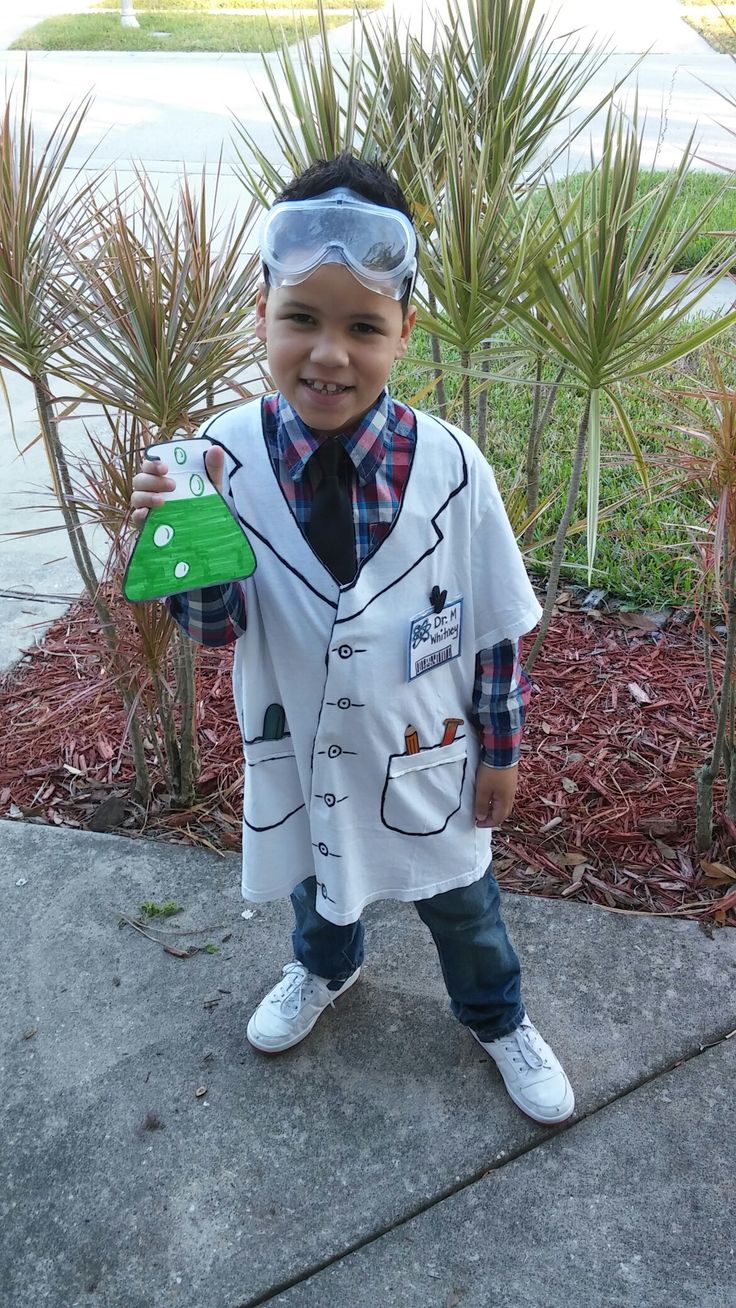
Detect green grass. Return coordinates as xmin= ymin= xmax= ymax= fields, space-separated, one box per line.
xmin=392 ymin=326 xmax=736 ymax=609
xmin=139 ymin=899 xmax=182 ymax=918
xmin=545 ymin=170 xmax=736 ymax=272
xmin=680 ymin=0 xmax=736 ymax=53
xmin=11 ymin=10 xmax=344 ymax=52
xmin=681 ymin=7 xmax=736 ymax=53
xmin=94 ymin=0 xmax=383 ymax=8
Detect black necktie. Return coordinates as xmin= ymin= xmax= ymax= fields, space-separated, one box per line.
xmin=307 ymin=439 xmax=357 ymax=585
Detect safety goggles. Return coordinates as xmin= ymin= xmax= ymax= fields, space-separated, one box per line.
xmin=259 ymin=187 xmax=417 ymax=301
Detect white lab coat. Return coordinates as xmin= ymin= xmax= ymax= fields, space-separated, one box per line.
xmin=207 ymin=399 xmax=542 ymax=925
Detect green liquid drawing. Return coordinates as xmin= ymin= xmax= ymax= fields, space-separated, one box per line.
xmin=124 ymin=495 xmax=256 ymax=602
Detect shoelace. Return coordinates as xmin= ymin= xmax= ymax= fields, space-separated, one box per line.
xmin=500 ymin=1024 xmax=550 ymax=1076
xmin=269 ymin=963 xmax=329 ymax=1018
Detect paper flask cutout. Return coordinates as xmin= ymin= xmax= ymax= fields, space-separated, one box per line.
xmin=123 ymin=438 xmax=257 ymax=603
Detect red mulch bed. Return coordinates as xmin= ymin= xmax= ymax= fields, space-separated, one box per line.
xmin=1 ymin=596 xmax=735 ymax=926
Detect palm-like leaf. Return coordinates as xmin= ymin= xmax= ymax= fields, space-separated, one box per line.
xmin=438 ymin=0 xmax=618 ymax=184
xmin=232 ymin=7 xmax=379 ymax=205
xmin=656 ymin=349 xmax=736 ymax=608
xmin=0 ymin=71 xmax=94 ymax=380
xmin=514 ymin=103 xmax=736 ymax=576
xmin=55 ymin=170 xmax=264 ymax=435
xmin=412 ymin=95 xmax=551 ymax=354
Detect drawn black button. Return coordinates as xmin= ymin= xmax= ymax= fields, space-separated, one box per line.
xmin=328 ymin=745 xmax=342 ymax=759
xmin=338 ymin=644 xmax=353 ymax=659
xmin=337 ymin=697 xmax=351 ymax=709
xmin=324 ymin=793 xmax=336 ymax=807
xmin=318 ymin=842 xmax=329 ymax=856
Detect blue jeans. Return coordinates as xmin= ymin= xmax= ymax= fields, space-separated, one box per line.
xmin=291 ymin=867 xmax=524 ymax=1041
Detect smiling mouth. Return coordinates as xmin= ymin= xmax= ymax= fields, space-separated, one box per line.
xmin=302 ymin=379 xmax=352 ymax=394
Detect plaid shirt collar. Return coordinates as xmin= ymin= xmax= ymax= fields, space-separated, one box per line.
xmin=276 ymin=390 xmax=393 ymax=487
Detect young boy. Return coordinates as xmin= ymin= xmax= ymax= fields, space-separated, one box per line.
xmin=131 ymin=153 xmax=574 ymax=1125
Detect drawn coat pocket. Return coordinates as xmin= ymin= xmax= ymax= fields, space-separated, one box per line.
xmin=381 ymin=740 xmax=467 ymax=836
xmin=243 ymin=738 xmax=306 ymax=832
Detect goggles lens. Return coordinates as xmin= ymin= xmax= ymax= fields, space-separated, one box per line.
xmin=259 ymin=189 xmax=417 ymax=300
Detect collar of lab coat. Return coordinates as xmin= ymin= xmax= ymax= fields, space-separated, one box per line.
xmin=215 ymin=403 xmax=469 ymax=616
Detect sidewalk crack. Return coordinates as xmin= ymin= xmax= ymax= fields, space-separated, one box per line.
xmin=234 ymin=1021 xmax=736 ymax=1308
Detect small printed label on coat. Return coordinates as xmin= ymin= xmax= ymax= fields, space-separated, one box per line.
xmin=407 ymin=598 xmax=463 ymax=681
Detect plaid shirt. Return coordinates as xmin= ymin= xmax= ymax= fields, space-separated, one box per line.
xmin=168 ymin=392 xmax=531 ymax=767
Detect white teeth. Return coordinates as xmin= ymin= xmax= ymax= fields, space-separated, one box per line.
xmin=305 ymin=380 xmax=348 ymax=393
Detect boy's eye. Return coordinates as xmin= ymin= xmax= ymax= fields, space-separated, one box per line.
xmin=352 ymin=322 xmax=379 ymax=335
xmin=289 ymin=313 xmax=314 ymax=324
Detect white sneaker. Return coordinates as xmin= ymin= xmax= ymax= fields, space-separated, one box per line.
xmin=473 ymin=1015 xmax=575 ymax=1125
xmin=246 ymin=961 xmax=360 ymax=1054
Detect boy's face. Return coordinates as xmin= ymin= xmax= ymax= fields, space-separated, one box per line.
xmin=254 ymin=262 xmax=416 ymax=438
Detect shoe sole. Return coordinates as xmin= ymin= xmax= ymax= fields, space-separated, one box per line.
xmin=246 ymin=968 xmax=361 ymax=1055
xmin=472 ymin=1030 xmax=575 ymax=1126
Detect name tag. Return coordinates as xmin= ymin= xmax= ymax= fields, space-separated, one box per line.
xmin=408 ymin=598 xmax=463 ymax=681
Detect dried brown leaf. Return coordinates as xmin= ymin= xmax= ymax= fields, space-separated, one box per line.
xmin=700 ymin=860 xmax=736 ymax=885
xmin=654 ymin=839 xmax=677 ymax=860
xmin=627 ymin=682 xmax=651 ymax=705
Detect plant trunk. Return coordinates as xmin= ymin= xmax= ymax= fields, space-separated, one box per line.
xmin=476 ymin=344 xmax=491 ymax=457
xmin=461 ymin=351 xmax=471 ymax=439
xmin=33 ymin=374 xmax=152 ymax=801
xmin=427 ymin=291 xmax=447 ymax=421
xmin=174 ymin=628 xmax=197 ymax=806
xmin=523 ymin=356 xmax=544 ymax=548
xmin=727 ymin=697 xmax=736 ymax=818
xmin=702 ymin=591 xmax=718 ymax=721
xmin=523 ymin=363 xmax=565 ymax=549
xmin=696 ymin=557 xmax=736 ymax=851
xmin=525 ymin=394 xmax=591 ymax=675
xmin=153 ymin=668 xmax=181 ymax=792
xmin=33 ymin=375 xmax=100 ymax=599
xmin=726 ymin=701 xmax=736 ymax=810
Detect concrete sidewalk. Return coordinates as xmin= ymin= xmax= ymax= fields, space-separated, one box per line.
xmin=1 ymin=818 xmax=734 ymax=1307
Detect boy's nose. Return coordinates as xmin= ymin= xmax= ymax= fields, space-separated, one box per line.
xmin=310 ymin=333 xmax=350 ymax=369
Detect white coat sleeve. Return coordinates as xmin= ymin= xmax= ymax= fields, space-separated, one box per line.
xmin=470 ymin=461 xmax=542 ymax=652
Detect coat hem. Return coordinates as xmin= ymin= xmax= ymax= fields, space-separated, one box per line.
xmin=241 ymin=856 xmax=492 ymax=926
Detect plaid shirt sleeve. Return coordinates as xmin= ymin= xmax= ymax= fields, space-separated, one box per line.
xmin=473 ymin=639 xmax=531 ymax=768
xmin=165 ymin=581 xmax=248 ymax=646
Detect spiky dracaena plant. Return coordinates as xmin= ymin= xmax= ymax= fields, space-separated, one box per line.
xmin=0 ymin=76 xmax=97 ymax=590
xmin=54 ymin=170 xmax=264 ymax=804
xmin=406 ymin=81 xmax=578 ymax=439
xmin=358 ymin=0 xmax=628 ymax=439
xmin=0 ymin=73 xmax=160 ymax=797
xmin=650 ymin=349 xmax=736 ymax=851
xmin=232 ymin=5 xmax=380 ymax=204
xmin=231 ymin=0 xmax=630 ymax=447
xmin=511 ymin=104 xmax=736 ymax=672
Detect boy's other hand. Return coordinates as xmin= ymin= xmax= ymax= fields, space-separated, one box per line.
xmin=130 ymin=446 xmax=225 ymax=529
xmin=475 ymin=761 xmax=518 ymax=828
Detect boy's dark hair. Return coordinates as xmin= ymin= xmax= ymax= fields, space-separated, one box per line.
xmin=276 ymin=152 xmax=413 ymax=223
xmin=272 ymin=152 xmax=416 ymax=310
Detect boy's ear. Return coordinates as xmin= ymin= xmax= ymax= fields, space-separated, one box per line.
xmin=254 ymin=282 xmax=268 ymax=342
xmin=394 ymin=304 xmax=417 ymax=360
